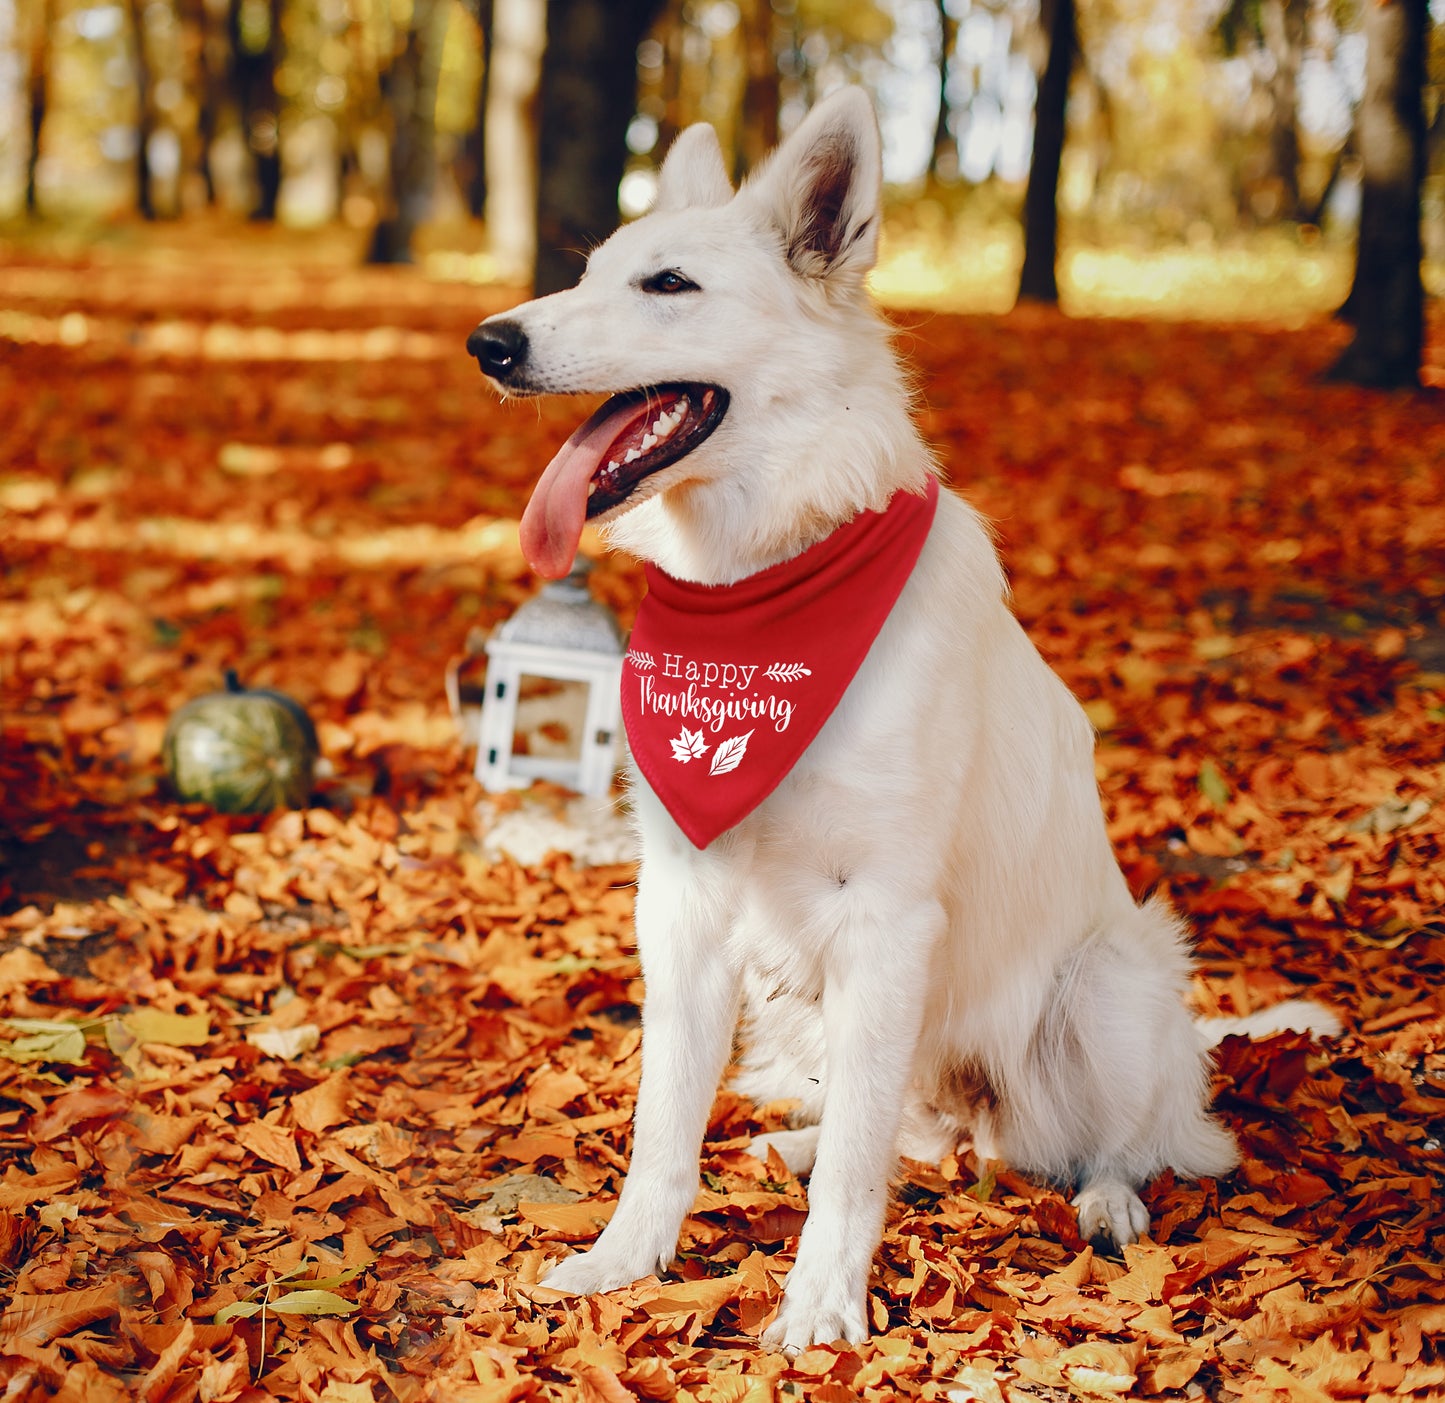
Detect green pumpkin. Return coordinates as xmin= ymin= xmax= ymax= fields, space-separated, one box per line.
xmin=163 ymin=673 xmax=318 ymax=813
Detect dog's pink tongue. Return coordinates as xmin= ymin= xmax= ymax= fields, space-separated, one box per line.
xmin=520 ymin=396 xmax=643 ymax=578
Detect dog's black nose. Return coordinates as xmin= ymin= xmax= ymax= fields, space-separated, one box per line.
xmin=467 ymin=320 xmax=529 ymax=381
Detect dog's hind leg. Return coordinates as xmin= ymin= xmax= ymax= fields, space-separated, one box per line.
xmin=540 ymin=837 xmax=740 ymax=1295
xmin=752 ymin=1104 xmax=958 ymax=1177
xmin=991 ymin=898 xmax=1237 ymax=1252
xmin=735 ymin=974 xmax=827 ymax=1172
xmin=750 ymin=1125 xmax=821 ymax=1175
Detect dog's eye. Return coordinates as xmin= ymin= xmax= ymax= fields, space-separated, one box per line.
xmin=641 ymin=270 xmax=699 ymax=295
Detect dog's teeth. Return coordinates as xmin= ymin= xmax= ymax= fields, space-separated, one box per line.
xmin=607 ymin=459 xmax=618 ymax=470
xmin=624 ymin=447 xmax=641 ymax=464
xmin=641 ymin=433 xmax=657 ymax=452
xmin=588 ymin=481 xmax=597 ymax=497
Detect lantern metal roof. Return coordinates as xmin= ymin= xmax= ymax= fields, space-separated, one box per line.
xmin=491 ymin=559 xmax=624 ymax=657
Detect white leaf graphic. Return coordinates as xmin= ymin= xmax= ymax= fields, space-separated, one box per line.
xmin=764 ymin=663 xmax=812 ymax=683
xmin=670 ymin=728 xmax=708 ymax=763
xmin=627 ymin=650 xmax=655 ymax=671
xmin=709 ymin=730 xmax=754 ymax=776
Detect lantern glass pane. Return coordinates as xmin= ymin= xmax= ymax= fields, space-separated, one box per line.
xmin=512 ymin=675 xmax=590 ymax=766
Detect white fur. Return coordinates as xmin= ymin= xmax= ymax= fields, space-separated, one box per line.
xmin=472 ymin=88 xmax=1337 ymax=1354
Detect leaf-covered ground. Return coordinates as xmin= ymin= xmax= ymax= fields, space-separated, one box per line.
xmin=1 ymin=243 xmax=1443 ymax=1402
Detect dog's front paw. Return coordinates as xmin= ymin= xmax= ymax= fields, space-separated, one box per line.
xmin=539 ymin=1245 xmax=657 ymax=1297
xmin=1073 ymin=1181 xmax=1149 ymax=1251
xmin=760 ymin=1278 xmax=868 ymax=1355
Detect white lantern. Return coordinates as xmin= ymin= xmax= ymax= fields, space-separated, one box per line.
xmin=473 ymin=561 xmax=625 ymax=798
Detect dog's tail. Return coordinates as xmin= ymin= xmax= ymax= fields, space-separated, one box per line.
xmin=1197 ymin=998 xmax=1342 ymax=1048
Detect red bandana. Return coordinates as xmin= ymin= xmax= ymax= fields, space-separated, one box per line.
xmin=622 ymin=478 xmax=940 ymax=848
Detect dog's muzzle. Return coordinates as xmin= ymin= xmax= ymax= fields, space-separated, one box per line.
xmin=468 ymin=319 xmax=528 ymax=383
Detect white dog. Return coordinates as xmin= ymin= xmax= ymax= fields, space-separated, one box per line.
xmin=467 ymin=88 xmax=1335 ymax=1353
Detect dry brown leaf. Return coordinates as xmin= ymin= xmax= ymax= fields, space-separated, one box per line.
xmin=0 ymin=1286 xmax=122 ymax=1346
xmin=236 ymin=1117 xmax=303 ymax=1173
xmin=517 ymin=1200 xmax=617 ymax=1238
xmin=31 ymin=1086 xmax=131 ymax=1141
xmin=136 ymin=1317 xmax=194 ymax=1403
xmin=290 ymin=1072 xmax=354 ymax=1134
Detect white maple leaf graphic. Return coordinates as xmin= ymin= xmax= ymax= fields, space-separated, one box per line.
xmin=670 ymin=728 xmax=709 ymax=763
xmin=709 ymin=730 xmax=754 ymax=776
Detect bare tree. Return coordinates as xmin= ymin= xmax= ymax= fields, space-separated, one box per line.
xmin=24 ymin=0 xmax=48 ymax=213
xmin=231 ymin=0 xmax=282 ymax=219
xmin=1217 ymin=0 xmax=1309 ymax=221
xmin=928 ymin=0 xmax=957 ymax=181
xmin=737 ymin=0 xmax=779 ymax=180
xmin=1017 ymin=0 xmax=1075 ymax=304
xmin=1259 ymin=0 xmax=1307 ymax=219
xmin=533 ymin=0 xmax=666 ymax=295
xmin=129 ymin=0 xmax=159 ymax=217
xmin=1329 ymin=0 xmax=1428 ymax=388
xmin=462 ymin=0 xmax=494 ymax=216
xmin=368 ymin=0 xmax=442 ymax=264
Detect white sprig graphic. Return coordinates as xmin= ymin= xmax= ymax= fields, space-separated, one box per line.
xmin=627 ymin=650 xmax=656 ymax=671
xmin=670 ymin=728 xmax=709 ymax=763
xmin=764 ymin=663 xmax=812 ymax=683
xmin=709 ymin=730 xmax=754 ymax=776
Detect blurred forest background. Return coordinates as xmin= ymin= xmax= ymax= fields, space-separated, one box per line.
xmin=0 ymin=0 xmax=1441 ymax=378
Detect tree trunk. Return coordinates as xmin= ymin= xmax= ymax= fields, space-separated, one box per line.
xmin=464 ymin=0 xmax=494 ymax=216
xmin=1017 ymin=0 xmax=1074 ymax=304
xmin=482 ymin=0 xmax=543 ymax=278
xmin=928 ymin=0 xmax=956 ymax=181
xmin=369 ymin=0 xmax=441 ymax=265
xmin=651 ymin=0 xmax=685 ymax=174
xmin=191 ymin=0 xmax=231 ymax=205
xmin=24 ymin=0 xmax=47 ymax=214
xmin=736 ymin=0 xmax=778 ymax=180
xmin=1261 ymin=0 xmax=1306 ymax=221
xmin=1328 ymin=0 xmax=1426 ymax=388
xmin=129 ymin=0 xmax=156 ymax=218
xmin=231 ymin=0 xmax=282 ymax=220
xmin=533 ymin=0 xmax=664 ymax=296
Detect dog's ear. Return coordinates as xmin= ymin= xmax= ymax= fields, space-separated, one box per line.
xmin=749 ymin=86 xmax=882 ymax=284
xmin=653 ymin=123 xmax=734 ymax=212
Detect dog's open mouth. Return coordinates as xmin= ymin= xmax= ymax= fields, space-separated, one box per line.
xmin=582 ymin=384 xmax=729 ymax=517
xmin=520 ymin=383 xmax=729 ymax=578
